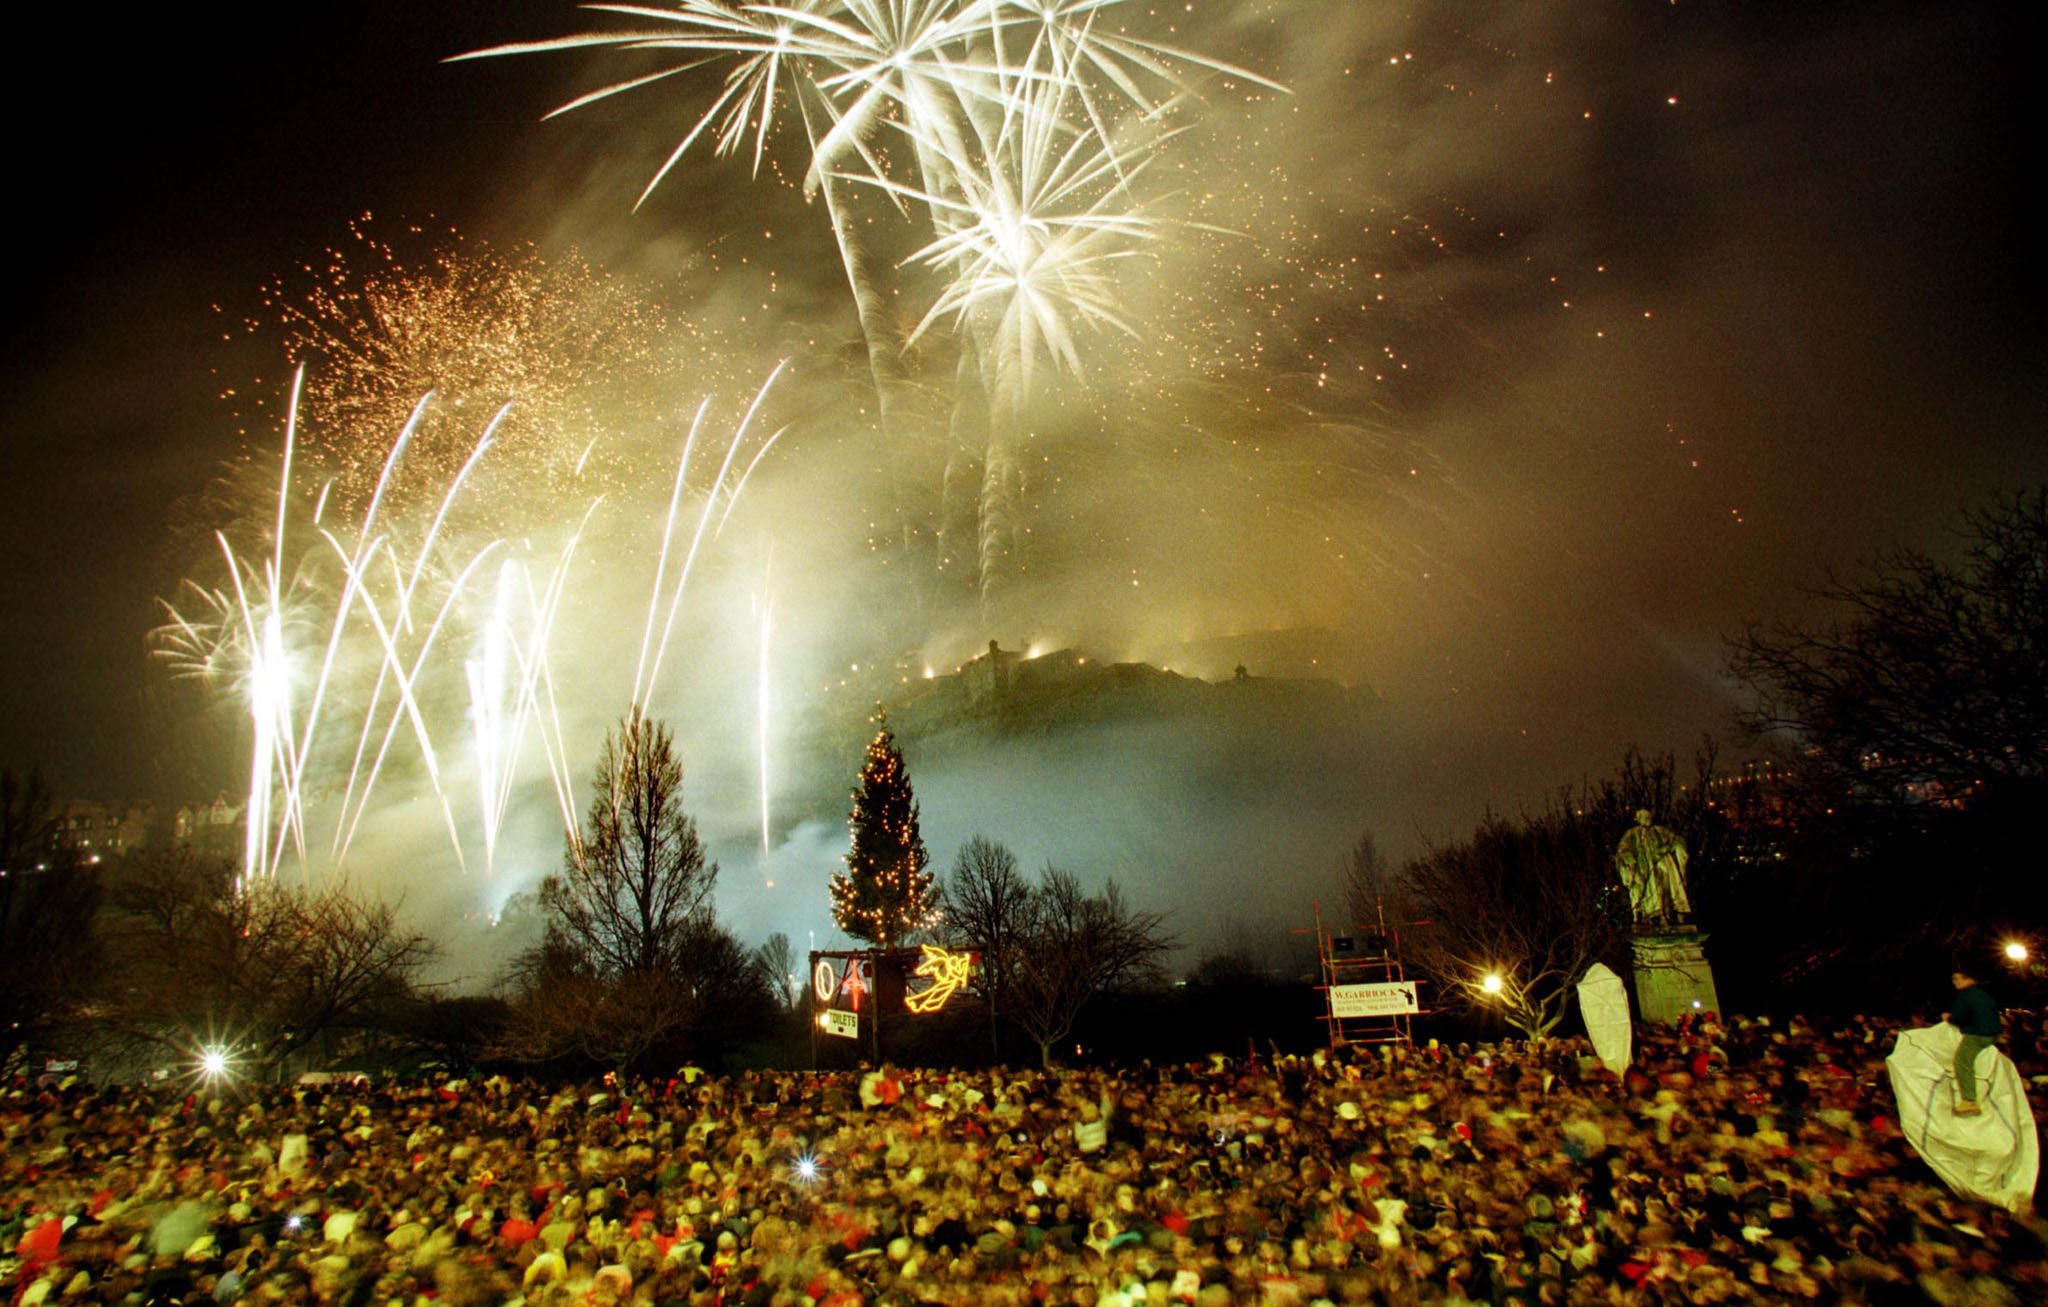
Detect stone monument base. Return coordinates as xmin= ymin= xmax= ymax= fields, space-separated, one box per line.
xmin=1631 ymin=930 xmax=1721 ymax=1024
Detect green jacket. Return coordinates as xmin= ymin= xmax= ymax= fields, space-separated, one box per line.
xmin=1948 ymin=985 xmax=2000 ymax=1039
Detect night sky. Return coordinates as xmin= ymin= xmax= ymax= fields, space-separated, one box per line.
xmin=1 ymin=2 xmax=2040 ymax=946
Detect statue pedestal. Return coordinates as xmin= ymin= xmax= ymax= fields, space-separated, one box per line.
xmin=1631 ymin=930 xmax=1720 ymax=1024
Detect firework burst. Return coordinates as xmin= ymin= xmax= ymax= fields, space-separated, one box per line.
xmin=161 ymin=353 xmax=789 ymax=894
xmin=459 ymin=2 xmax=1282 ymax=600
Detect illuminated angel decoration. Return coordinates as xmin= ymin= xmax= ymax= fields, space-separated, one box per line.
xmin=905 ymin=942 xmax=975 ymax=1012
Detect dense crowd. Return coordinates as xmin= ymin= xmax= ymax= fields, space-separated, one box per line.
xmin=4 ymin=1012 xmax=2044 ymax=1306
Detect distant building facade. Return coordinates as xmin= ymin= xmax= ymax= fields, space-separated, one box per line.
xmin=172 ymin=793 xmax=246 ymax=858
xmin=58 ymin=800 xmax=153 ymax=861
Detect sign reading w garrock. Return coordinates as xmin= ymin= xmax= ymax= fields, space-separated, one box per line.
xmin=1330 ymin=980 xmax=1419 ymax=1018
xmin=820 ymin=1008 xmax=860 ymax=1039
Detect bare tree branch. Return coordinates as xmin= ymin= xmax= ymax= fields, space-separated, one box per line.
xmin=1 ymin=773 xmax=103 ymax=1062
xmin=1730 ymin=487 xmax=2048 ymax=806
xmin=1006 ymin=865 xmax=1174 ymax=1066
xmin=502 ymin=713 xmax=769 ymax=1071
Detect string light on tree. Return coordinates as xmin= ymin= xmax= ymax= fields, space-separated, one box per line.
xmin=830 ymin=708 xmax=934 ymax=951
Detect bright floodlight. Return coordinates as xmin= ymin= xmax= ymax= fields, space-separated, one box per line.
xmin=1480 ymin=973 xmax=1504 ymax=996
xmin=790 ymin=1151 xmax=823 ymax=1185
xmin=199 ymin=1046 xmax=231 ymax=1078
xmin=2005 ymin=940 xmax=2030 ymax=963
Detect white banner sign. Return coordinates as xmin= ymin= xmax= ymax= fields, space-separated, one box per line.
xmin=820 ymin=1008 xmax=860 ymax=1039
xmin=1330 ymin=980 xmax=1418 ymax=1018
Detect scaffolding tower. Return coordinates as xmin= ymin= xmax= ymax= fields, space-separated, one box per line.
xmin=1312 ymin=900 xmax=1424 ymax=1050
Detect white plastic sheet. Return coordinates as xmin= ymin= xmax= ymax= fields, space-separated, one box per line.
xmin=1576 ymin=962 xmax=1632 ymax=1074
xmin=1885 ymin=1024 xmax=2040 ymax=1213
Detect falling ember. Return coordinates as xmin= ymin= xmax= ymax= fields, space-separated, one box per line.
xmin=243 ymin=218 xmax=719 ymax=524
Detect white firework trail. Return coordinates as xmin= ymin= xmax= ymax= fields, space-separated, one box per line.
xmin=452 ymin=4 xmax=1276 ymax=435
xmin=457 ymin=2 xmax=1280 ymax=611
xmin=328 ymin=403 xmax=508 ymax=862
xmin=466 ymin=509 xmax=598 ymax=883
xmin=756 ymin=554 xmax=775 ymax=861
xmin=318 ymin=528 xmax=487 ymax=878
xmin=634 ymin=362 xmax=790 ymax=709
xmin=324 ymin=406 xmax=525 ymax=873
xmin=155 ymin=374 xmax=513 ymax=889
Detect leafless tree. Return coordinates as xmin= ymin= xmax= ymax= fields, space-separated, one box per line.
xmin=938 ymin=834 xmax=1030 ymax=1056
xmin=286 ymin=887 xmax=437 ymax=1045
xmin=1006 ymin=867 xmax=1174 ymax=1067
xmin=107 ymin=843 xmax=234 ymax=934
xmin=500 ymin=937 xmax=695 ymax=1071
xmin=500 ymin=915 xmax=765 ymax=1070
xmin=752 ymin=931 xmax=801 ymax=1012
xmin=1730 ymin=487 xmax=2048 ymax=807
xmin=1397 ymin=809 xmax=1627 ymax=1039
xmin=542 ymin=714 xmax=715 ymax=977
xmin=1342 ymin=831 xmax=1394 ymax=933
xmin=502 ymin=713 xmax=771 ymax=1070
xmin=99 ymin=852 xmax=433 ymax=1065
xmin=1 ymin=773 xmax=103 ymax=1063
xmin=1185 ymin=915 xmax=1283 ymax=989
xmin=1393 ymin=749 xmax=1731 ymax=1038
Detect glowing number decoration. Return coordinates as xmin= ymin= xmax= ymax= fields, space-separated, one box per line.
xmin=813 ymin=957 xmax=838 ymax=1004
xmin=905 ymin=944 xmax=974 ymax=1014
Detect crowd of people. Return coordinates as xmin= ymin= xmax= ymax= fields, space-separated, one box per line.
xmin=4 ymin=1011 xmax=2043 ymax=1306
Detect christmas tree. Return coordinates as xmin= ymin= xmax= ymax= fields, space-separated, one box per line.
xmin=831 ymin=714 xmax=933 ymax=949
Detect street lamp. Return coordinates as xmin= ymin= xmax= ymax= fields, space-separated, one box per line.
xmin=2004 ymin=940 xmax=2030 ymax=964
xmin=1480 ymin=972 xmax=1504 ymax=996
